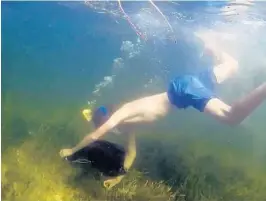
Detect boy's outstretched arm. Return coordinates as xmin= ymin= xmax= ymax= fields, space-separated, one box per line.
xmin=103 ymin=133 xmax=137 ymax=189
xmin=123 ymin=133 xmax=137 ymax=171
xmin=60 ymin=103 xmax=138 ymax=157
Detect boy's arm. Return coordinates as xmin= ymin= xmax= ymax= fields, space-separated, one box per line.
xmin=124 ymin=133 xmax=137 ymax=170
xmin=103 ymin=133 xmax=137 ymax=189
xmin=71 ymin=103 xmax=137 ymax=154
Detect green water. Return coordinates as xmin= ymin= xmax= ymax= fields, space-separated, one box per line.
xmin=2 ymin=1 xmax=266 ymax=201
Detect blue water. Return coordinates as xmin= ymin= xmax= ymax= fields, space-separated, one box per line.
xmin=2 ymin=2 xmax=122 ymax=106
xmin=2 ymin=1 xmax=266 ymax=201
xmin=0 ymin=1 xmax=223 ymax=105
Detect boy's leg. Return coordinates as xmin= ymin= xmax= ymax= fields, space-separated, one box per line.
xmin=204 ymin=83 xmax=266 ymax=125
xmin=212 ymin=52 xmax=239 ymax=84
xmin=195 ymin=30 xmax=239 ymax=84
xmin=196 ymin=31 xmax=266 ymax=124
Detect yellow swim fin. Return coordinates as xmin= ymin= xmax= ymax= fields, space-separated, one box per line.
xmin=82 ymin=109 xmax=92 ymax=122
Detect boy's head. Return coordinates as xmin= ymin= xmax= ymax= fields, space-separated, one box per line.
xmin=92 ymin=105 xmax=114 ymax=129
xmin=92 ymin=105 xmax=122 ymax=135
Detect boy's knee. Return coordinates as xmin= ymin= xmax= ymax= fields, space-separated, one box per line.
xmin=222 ymin=107 xmax=242 ymax=126
xmin=223 ymin=115 xmax=241 ymax=126
xmin=204 ymin=98 xmax=240 ymax=126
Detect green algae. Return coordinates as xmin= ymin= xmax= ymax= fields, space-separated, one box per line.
xmin=2 ymin=94 xmax=266 ymax=201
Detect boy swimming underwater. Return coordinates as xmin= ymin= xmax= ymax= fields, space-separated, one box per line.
xmin=60 ymin=31 xmax=266 ymax=178
xmin=64 ymin=106 xmax=136 ymax=189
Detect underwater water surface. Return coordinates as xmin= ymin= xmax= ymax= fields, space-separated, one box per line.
xmin=2 ymin=1 xmax=266 ymax=201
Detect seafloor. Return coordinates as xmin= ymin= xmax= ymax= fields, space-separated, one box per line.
xmin=2 ymin=92 xmax=266 ymax=201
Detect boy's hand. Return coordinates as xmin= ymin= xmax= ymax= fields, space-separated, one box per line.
xmin=103 ymin=176 xmax=123 ymax=190
xmin=59 ymin=148 xmax=73 ymax=158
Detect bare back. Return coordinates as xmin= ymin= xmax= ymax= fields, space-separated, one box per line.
xmin=122 ymin=92 xmax=171 ymax=124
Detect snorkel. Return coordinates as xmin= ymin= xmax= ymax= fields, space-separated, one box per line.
xmin=82 ymin=106 xmax=109 ymax=125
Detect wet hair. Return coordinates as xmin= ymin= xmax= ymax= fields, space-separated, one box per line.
xmin=65 ymin=140 xmax=126 ymax=177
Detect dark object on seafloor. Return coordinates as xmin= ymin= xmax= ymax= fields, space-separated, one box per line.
xmin=65 ymin=140 xmax=126 ymax=177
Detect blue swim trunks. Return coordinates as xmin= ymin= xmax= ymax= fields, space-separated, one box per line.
xmin=167 ymin=68 xmax=217 ymax=112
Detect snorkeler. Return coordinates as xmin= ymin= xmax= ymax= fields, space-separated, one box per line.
xmin=64 ymin=106 xmax=136 ymax=189
xmin=60 ymin=31 xmax=266 ymax=172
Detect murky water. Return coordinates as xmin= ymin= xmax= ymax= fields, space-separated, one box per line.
xmin=2 ymin=1 xmax=266 ymax=201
